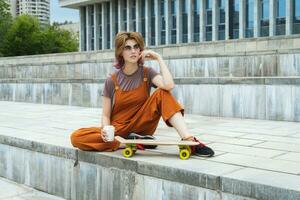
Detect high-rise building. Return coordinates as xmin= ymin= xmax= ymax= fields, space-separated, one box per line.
xmin=59 ymin=0 xmax=300 ymax=52
xmin=5 ymin=0 xmax=17 ymax=18
xmin=6 ymin=0 xmax=50 ymax=25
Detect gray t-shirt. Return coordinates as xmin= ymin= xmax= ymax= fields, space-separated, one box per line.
xmin=102 ymin=66 xmax=158 ymax=100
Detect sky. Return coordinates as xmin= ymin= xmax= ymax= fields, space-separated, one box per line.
xmin=50 ymin=0 xmax=79 ymax=23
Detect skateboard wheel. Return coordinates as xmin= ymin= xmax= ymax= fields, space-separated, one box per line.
xmin=123 ymin=148 xmax=133 ymax=158
xmin=179 ymin=149 xmax=190 ymax=160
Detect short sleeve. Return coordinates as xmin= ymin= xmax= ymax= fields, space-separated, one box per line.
xmin=147 ymin=67 xmax=159 ymax=88
xmin=102 ymin=76 xmax=115 ymax=99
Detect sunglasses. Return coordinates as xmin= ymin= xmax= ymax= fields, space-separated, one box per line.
xmin=124 ymin=44 xmax=140 ymax=51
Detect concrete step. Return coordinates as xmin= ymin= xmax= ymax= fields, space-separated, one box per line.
xmin=0 ymin=77 xmax=299 ymax=121
xmin=0 ymin=101 xmax=299 ymax=200
xmin=0 ymin=52 xmax=300 ymax=79
xmin=0 ymin=177 xmax=65 ymax=200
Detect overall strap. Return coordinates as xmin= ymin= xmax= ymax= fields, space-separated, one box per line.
xmin=143 ymin=66 xmax=149 ymax=82
xmin=111 ymin=73 xmax=120 ymax=91
xmin=110 ymin=73 xmax=120 ymax=110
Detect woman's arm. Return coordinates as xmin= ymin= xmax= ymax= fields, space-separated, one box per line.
xmin=101 ymin=96 xmax=111 ymax=127
xmin=101 ymin=96 xmax=112 ymax=142
xmin=140 ymin=50 xmax=175 ymax=91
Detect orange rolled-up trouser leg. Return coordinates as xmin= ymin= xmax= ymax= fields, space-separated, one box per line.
xmin=70 ymin=89 xmax=184 ymax=151
xmin=70 ymin=127 xmax=120 ymax=151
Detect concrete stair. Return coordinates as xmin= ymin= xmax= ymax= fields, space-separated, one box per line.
xmin=0 ymin=50 xmax=300 ymax=121
xmin=0 ymin=101 xmax=299 ymax=200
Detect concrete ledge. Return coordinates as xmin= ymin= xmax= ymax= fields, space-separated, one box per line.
xmin=0 ymin=134 xmax=76 ymax=160
xmin=1 ymin=133 xmax=300 ymax=200
xmin=1 ymin=78 xmax=300 ymax=121
xmin=1 ymin=53 xmax=300 ymax=79
xmin=0 ymin=102 xmax=300 ymax=199
xmin=1 ymin=35 xmax=300 ymax=65
xmin=1 ymin=77 xmax=300 ymax=85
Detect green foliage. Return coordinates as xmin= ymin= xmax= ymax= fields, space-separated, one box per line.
xmin=0 ymin=0 xmax=13 ymax=56
xmin=0 ymin=14 xmax=78 ymax=57
xmin=0 ymin=0 xmax=10 ymax=17
xmin=2 ymin=15 xmax=41 ymax=56
xmin=39 ymin=25 xmax=78 ymax=54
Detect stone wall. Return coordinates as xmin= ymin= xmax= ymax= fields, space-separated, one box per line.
xmin=0 ymin=135 xmax=297 ymax=200
xmin=1 ymin=36 xmax=300 ymax=121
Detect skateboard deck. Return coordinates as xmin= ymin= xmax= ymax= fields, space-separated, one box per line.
xmin=115 ymin=136 xmax=199 ymax=160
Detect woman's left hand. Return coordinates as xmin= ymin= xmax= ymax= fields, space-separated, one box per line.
xmin=139 ymin=50 xmax=162 ymax=61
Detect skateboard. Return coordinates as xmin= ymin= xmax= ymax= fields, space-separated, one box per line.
xmin=115 ymin=136 xmax=199 ymax=160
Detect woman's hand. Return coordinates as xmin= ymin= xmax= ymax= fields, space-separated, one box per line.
xmin=139 ymin=50 xmax=162 ymax=61
xmin=141 ymin=50 xmax=175 ymax=91
xmin=100 ymin=128 xmax=109 ymax=142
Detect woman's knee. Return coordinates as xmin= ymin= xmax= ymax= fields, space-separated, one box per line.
xmin=70 ymin=130 xmax=81 ymax=147
xmin=152 ymin=88 xmax=170 ymax=96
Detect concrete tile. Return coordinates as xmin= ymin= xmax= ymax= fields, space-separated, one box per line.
xmin=222 ymin=168 xmax=300 ymax=194
xmin=189 ymin=128 xmax=247 ymax=138
xmin=240 ymin=133 xmax=300 ymax=144
xmin=254 ymin=141 xmax=300 ymax=153
xmin=292 ymin=133 xmax=300 ymax=138
xmin=196 ymin=134 xmax=263 ymax=146
xmin=210 ymin=153 xmax=300 ymax=174
xmin=0 ymin=178 xmax=32 ymax=199
xmin=273 ymin=152 xmax=300 ymax=162
xmin=10 ymin=191 xmax=66 ymax=200
xmin=0 ymin=178 xmax=65 ymax=199
xmin=209 ymin=143 xmax=284 ymax=158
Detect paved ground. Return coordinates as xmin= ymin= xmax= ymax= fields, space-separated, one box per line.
xmin=1 ymin=101 xmax=300 ymax=196
xmin=0 ymin=177 xmax=65 ymax=200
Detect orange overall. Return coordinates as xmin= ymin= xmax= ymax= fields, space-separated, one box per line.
xmin=70 ymin=67 xmax=184 ymax=151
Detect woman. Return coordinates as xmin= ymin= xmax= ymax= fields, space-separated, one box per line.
xmin=70 ymin=32 xmax=214 ymax=157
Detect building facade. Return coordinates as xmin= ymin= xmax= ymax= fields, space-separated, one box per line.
xmin=59 ymin=0 xmax=300 ymax=52
xmin=6 ymin=0 xmax=50 ymax=25
xmin=5 ymin=0 xmax=17 ymax=18
xmin=58 ymin=22 xmax=80 ymax=40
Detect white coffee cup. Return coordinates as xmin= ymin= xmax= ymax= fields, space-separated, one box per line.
xmin=103 ymin=125 xmax=115 ymax=142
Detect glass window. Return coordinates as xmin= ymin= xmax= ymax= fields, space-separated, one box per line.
xmin=276 ymin=0 xmax=286 ymax=35
xmin=205 ymin=0 xmax=212 ymax=41
xmin=106 ymin=3 xmax=110 ymax=49
xmin=277 ymin=0 xmax=286 ymax=17
xmin=245 ymin=0 xmax=254 ymax=38
xmin=123 ymin=0 xmax=127 ymax=30
xmin=97 ymin=4 xmax=102 ymax=50
xmin=89 ymin=5 xmax=94 ymax=50
xmin=171 ymin=0 xmax=177 ymax=44
xmin=229 ymin=0 xmax=239 ymax=39
xmin=150 ymin=0 xmax=155 ymax=45
xmin=114 ymin=0 xmax=118 ymax=36
xmin=260 ymin=0 xmax=269 ymax=37
xmin=82 ymin=7 xmax=87 ymax=51
xmin=161 ymin=0 xmax=166 ymax=44
xmin=132 ymin=0 xmax=136 ymax=31
xmin=141 ymin=0 xmax=146 ymax=37
xmin=182 ymin=0 xmax=188 ymax=43
xmin=193 ymin=0 xmax=200 ymax=42
xmin=293 ymin=0 xmax=300 ymax=34
xmin=218 ymin=0 xmax=225 ymax=40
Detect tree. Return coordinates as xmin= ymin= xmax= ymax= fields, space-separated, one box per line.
xmin=0 ymin=0 xmax=12 ymax=56
xmin=0 ymin=0 xmax=10 ymax=16
xmin=1 ymin=15 xmax=41 ymax=56
xmin=39 ymin=25 xmax=78 ymax=54
xmin=1 ymin=15 xmax=78 ymax=56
